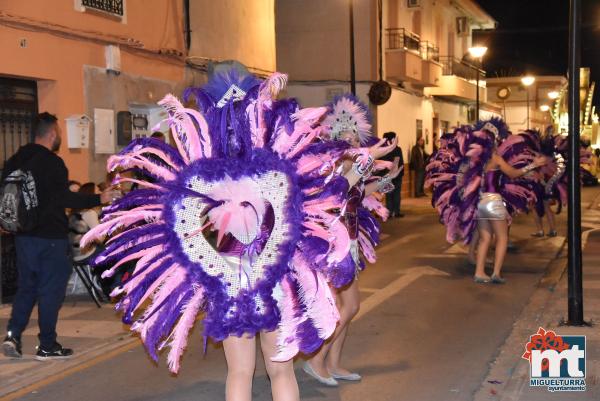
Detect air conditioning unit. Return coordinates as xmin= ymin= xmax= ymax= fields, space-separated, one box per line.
xmin=407 ymin=0 xmax=421 ymax=8
xmin=456 ymin=17 xmax=469 ymax=36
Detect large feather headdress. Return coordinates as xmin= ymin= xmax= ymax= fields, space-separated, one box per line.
xmin=322 ymin=94 xmax=372 ymax=145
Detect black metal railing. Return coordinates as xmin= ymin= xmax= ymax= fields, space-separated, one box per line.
xmin=82 ymin=0 xmax=124 ymax=16
xmin=386 ymin=28 xmax=440 ymax=62
xmin=386 ymin=28 xmax=421 ymax=53
xmin=420 ymin=41 xmax=440 ymax=62
xmin=438 ymin=56 xmax=486 ymax=81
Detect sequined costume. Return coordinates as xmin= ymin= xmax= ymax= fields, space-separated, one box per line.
xmin=81 ymin=67 xmax=362 ymax=372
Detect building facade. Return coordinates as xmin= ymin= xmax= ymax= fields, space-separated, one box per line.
xmin=276 ymin=0 xmax=498 ymax=181
xmin=0 ymin=0 xmax=277 ymax=302
xmin=486 ymin=75 xmax=566 ymax=133
xmin=0 ymin=0 xmax=276 ymax=184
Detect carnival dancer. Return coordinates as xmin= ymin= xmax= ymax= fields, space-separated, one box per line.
xmin=427 ymin=118 xmax=546 ymax=284
xmin=523 ymin=130 xmax=566 ymax=238
xmin=303 ymin=95 xmax=402 ymax=386
xmin=82 ymin=65 xmax=365 ymax=401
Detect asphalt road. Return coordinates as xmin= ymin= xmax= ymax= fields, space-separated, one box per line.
xmin=12 ymin=189 xmax=598 ymax=401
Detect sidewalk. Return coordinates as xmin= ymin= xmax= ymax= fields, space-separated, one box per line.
xmin=0 ymin=299 xmax=135 ymax=398
xmin=474 ymin=192 xmax=600 ymax=401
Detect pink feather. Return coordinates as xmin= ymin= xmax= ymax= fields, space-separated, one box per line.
xmin=164 ymin=286 xmax=205 ymax=373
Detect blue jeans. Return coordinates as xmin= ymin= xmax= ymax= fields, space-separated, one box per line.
xmin=7 ymin=236 xmax=72 ymax=349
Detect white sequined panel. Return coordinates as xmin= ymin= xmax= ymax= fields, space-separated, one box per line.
xmin=172 ymin=171 xmax=290 ymax=299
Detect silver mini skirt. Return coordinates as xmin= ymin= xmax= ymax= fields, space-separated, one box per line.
xmin=477 ymin=193 xmax=508 ymax=220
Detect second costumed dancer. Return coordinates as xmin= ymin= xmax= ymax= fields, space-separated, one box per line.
xmin=426 ymin=118 xmax=546 ymax=284
xmin=82 ymin=67 xmax=389 ymax=401
xmin=303 ymin=95 xmax=402 ymax=386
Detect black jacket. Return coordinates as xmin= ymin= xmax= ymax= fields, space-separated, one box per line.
xmin=2 ymin=144 xmax=101 ymax=239
xmin=410 ymin=145 xmax=428 ymax=171
xmin=381 ymin=146 xmax=404 ymax=181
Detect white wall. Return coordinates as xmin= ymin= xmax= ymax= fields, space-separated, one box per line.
xmin=376 ymin=88 xmax=436 ymax=159
xmin=285 ymin=83 xmax=473 ymax=160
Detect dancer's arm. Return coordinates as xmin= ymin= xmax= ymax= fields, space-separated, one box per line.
xmin=364 ymin=163 xmax=403 ymax=196
xmin=494 ymin=154 xmax=547 ymax=179
xmin=344 ymin=137 xmax=400 ymax=187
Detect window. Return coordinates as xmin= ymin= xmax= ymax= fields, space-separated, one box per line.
xmin=76 ymin=0 xmax=125 ymax=21
xmin=456 ymin=17 xmax=468 ymax=37
xmin=441 ymin=120 xmax=450 ymax=134
xmin=416 ymin=119 xmax=423 ymax=140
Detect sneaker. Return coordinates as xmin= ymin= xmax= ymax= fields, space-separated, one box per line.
xmin=2 ymin=334 xmax=22 ymax=358
xmin=547 ymin=230 xmax=558 ymax=237
xmin=35 ymin=342 xmax=73 ymax=361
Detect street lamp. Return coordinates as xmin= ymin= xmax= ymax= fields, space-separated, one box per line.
xmin=468 ymin=46 xmax=488 ymax=121
xmin=521 ymin=75 xmax=536 ymax=129
xmin=540 ymin=105 xmax=550 ymax=112
xmin=548 ymin=91 xmax=560 ymax=100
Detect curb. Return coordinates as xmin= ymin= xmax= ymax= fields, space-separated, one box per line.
xmin=473 ymin=190 xmax=600 ymax=401
xmin=0 ymin=334 xmax=138 ymax=401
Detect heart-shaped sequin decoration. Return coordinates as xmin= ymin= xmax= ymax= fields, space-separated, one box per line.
xmin=172 ymin=170 xmax=290 ymax=299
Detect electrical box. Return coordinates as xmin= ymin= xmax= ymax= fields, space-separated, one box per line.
xmin=128 ymin=103 xmax=170 ymax=143
xmin=65 ymin=114 xmax=90 ymax=149
xmin=94 ymin=108 xmax=115 ymax=154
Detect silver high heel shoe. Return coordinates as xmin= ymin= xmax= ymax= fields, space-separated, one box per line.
xmin=303 ymin=362 xmax=339 ymax=387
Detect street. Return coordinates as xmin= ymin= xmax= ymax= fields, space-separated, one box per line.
xmin=3 ymin=188 xmax=598 ymax=401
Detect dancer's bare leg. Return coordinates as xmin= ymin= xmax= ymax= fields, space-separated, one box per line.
xmin=468 ymin=230 xmax=479 ymax=265
xmin=308 ymin=279 xmax=360 ymax=377
xmin=260 ymin=330 xmax=299 ymax=401
xmin=326 ymin=279 xmax=360 ymax=376
xmin=223 ymin=335 xmax=256 ymax=401
xmin=533 ymin=212 xmax=544 ymax=233
xmin=475 ymin=220 xmax=492 ymax=279
xmin=545 ymin=202 xmax=556 ymax=232
xmin=491 ymin=219 xmax=509 ymax=278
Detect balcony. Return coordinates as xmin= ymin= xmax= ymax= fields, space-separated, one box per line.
xmin=424 ymin=56 xmax=486 ymax=102
xmin=384 ymin=28 xmax=442 ymax=86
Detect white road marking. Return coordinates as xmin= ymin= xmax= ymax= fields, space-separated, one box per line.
xmin=444 ymin=243 xmax=468 ymax=255
xmin=354 ymin=266 xmax=449 ymax=321
xmin=419 ymin=253 xmax=465 ymax=258
xmin=377 ymin=233 xmax=423 ymax=253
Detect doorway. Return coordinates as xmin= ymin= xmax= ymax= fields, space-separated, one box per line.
xmin=0 ymin=77 xmax=38 ymax=303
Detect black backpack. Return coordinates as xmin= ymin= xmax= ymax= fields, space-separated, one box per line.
xmin=0 ymin=159 xmax=40 ymax=233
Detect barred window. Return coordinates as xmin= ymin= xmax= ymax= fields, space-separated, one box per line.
xmin=81 ymin=0 xmax=124 ymax=17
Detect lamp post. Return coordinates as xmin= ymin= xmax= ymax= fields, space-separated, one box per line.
xmin=349 ymin=0 xmax=356 ymax=95
xmin=468 ymin=46 xmax=488 ymax=121
xmin=521 ymin=75 xmax=536 ymax=129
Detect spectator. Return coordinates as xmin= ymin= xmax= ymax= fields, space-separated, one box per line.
xmin=68 ymin=183 xmax=100 ymax=261
xmin=2 ymin=112 xmax=120 ymax=360
xmin=381 ymin=132 xmax=405 ymax=218
xmin=68 ymin=180 xmax=81 ymax=192
xmin=410 ymin=137 xmax=428 ymax=197
xmin=150 ymin=131 xmax=166 ymax=142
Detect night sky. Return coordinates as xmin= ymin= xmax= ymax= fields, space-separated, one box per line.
xmin=473 ymin=0 xmax=600 ymax=108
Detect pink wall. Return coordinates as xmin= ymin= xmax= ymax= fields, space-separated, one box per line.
xmin=0 ymin=1 xmax=186 ymax=182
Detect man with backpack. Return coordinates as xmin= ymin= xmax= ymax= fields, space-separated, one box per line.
xmin=1 ymin=112 xmax=119 ymax=360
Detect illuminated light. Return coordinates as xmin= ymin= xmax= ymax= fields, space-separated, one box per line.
xmin=521 ymin=76 xmax=536 ymax=86
xmin=540 ymin=105 xmax=550 ymax=112
xmin=548 ymin=91 xmax=560 ymax=99
xmin=468 ymin=46 xmax=488 ymax=59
